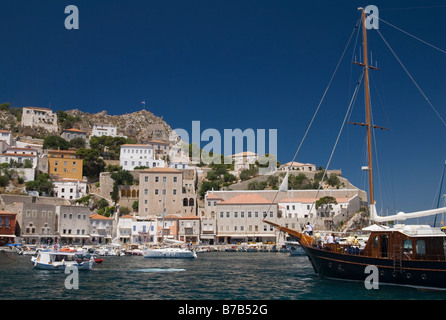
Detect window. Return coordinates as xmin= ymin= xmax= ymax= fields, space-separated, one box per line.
xmin=220 ymin=212 xmax=224 ymax=218
xmin=416 ymin=240 xmax=426 ymax=255
xmin=144 ymin=176 xmax=148 ymax=182
xmin=155 ymin=189 xmax=158 ymax=195
xmin=155 ymin=177 xmax=159 ymax=182
xmin=226 ymin=212 xmax=230 ymax=218
xmin=241 ymin=211 xmax=244 ymax=218
xmin=173 ymin=189 xmax=177 ymax=195
xmin=234 ymin=211 xmax=238 ymax=218
xmin=403 ymin=240 xmax=413 ymax=254
xmin=173 ymin=177 xmax=177 ymax=182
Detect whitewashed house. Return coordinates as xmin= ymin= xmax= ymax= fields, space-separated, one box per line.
xmin=53 ymin=179 xmax=87 ymax=200
xmin=280 ymin=161 xmax=316 ymax=172
xmin=91 ymin=124 xmax=126 ymax=138
xmin=117 ymin=215 xmax=158 ymax=244
xmin=232 ymin=151 xmax=258 ymax=171
xmin=0 ymin=147 xmax=38 ymax=181
xmin=21 ymin=107 xmax=58 ymax=132
xmin=0 ymin=130 xmax=13 ymax=146
xmin=119 ymin=144 xmax=165 ymax=170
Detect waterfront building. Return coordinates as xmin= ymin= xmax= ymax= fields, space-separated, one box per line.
xmin=119 ymin=144 xmax=165 ymax=170
xmin=117 ymin=215 xmax=158 ymax=244
xmin=47 ymin=149 xmax=83 ymax=180
xmin=178 ymin=215 xmax=201 ymax=244
xmin=89 ymin=213 xmax=113 ymax=245
xmin=212 ymin=193 xmax=282 ymax=244
xmin=14 ymin=203 xmax=58 ymax=245
xmin=60 ymin=128 xmax=87 ymax=141
xmin=21 ymin=106 xmax=58 ymax=132
xmin=200 ymin=218 xmax=217 ymax=245
xmin=0 ymin=211 xmax=17 ymax=245
xmin=204 ymin=189 xmax=365 ymax=242
xmin=56 ymin=205 xmax=91 ymax=245
xmin=138 ymin=167 xmax=192 ymax=217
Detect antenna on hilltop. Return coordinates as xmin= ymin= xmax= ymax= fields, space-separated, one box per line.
xmin=141 ymin=100 xmax=146 ymax=110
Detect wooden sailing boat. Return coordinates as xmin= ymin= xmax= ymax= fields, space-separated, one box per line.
xmin=265 ymin=7 xmax=446 ymax=290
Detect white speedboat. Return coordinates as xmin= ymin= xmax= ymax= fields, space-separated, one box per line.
xmin=31 ymin=251 xmax=94 ymax=270
xmin=285 ymin=241 xmax=304 ymax=255
xmin=143 ymin=247 xmax=197 ymax=259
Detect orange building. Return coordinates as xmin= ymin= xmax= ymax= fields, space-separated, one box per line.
xmin=48 ymin=149 xmax=83 ymax=180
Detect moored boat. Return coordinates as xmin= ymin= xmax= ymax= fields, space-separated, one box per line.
xmin=265 ymin=7 xmax=446 ymax=290
xmin=31 ymin=250 xmax=95 ymax=270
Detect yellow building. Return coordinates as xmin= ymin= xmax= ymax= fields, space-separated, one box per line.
xmin=48 ymin=149 xmax=83 ymax=180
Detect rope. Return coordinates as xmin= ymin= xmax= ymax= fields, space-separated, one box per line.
xmin=307 ymin=71 xmax=364 ymax=220
xmin=262 ymin=19 xmax=360 ymax=221
xmin=376 ymin=29 xmax=446 ymax=128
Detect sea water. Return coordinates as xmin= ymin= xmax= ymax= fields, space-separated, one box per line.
xmin=1 ymin=252 xmax=446 ymax=301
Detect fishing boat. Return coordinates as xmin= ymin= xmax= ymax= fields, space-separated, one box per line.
xmin=31 ymin=250 xmax=95 ymax=270
xmin=265 ymin=7 xmax=446 ymax=290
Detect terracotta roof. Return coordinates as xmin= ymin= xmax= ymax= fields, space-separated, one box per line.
xmin=90 ymin=213 xmax=112 ymax=220
xmin=121 ymin=144 xmax=153 ymax=147
xmin=23 ymin=106 xmax=52 ymax=111
xmin=218 ymin=194 xmax=272 ymax=205
xmin=282 ymin=161 xmax=314 ymax=167
xmin=280 ymin=197 xmax=352 ymax=204
xmin=121 ymin=214 xmax=134 ymax=219
xmin=178 ymin=215 xmax=200 ymax=220
xmin=0 ymin=211 xmax=16 ymax=215
xmin=147 ymin=139 xmax=169 ymax=144
xmin=2 ymin=153 xmax=37 ymax=157
xmin=63 ymin=128 xmax=86 ymax=133
xmin=48 ymin=149 xmax=77 ymax=154
xmin=206 ymin=193 xmax=223 ymax=200
xmin=232 ymin=151 xmax=257 ymax=157
xmin=0 ymin=130 xmax=11 ymax=133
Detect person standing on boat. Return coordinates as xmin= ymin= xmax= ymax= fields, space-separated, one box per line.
xmin=305 ymin=222 xmax=313 ymax=236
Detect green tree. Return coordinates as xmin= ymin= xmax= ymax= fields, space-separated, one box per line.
xmin=43 ymin=136 xmax=69 ymax=150
xmin=25 ymin=173 xmax=54 ymax=196
xmin=76 ymin=148 xmax=105 ymax=179
xmin=315 ymin=196 xmax=338 ymax=218
xmin=132 ymin=200 xmax=139 ymax=212
xmin=69 ymin=137 xmax=86 ymax=149
xmin=199 ymin=180 xmax=220 ymax=199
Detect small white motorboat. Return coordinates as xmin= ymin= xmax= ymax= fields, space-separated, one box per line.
xmin=31 ymin=251 xmax=94 ymax=270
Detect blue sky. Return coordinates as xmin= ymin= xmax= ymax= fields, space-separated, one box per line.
xmin=1 ymin=1 xmax=446 ymax=220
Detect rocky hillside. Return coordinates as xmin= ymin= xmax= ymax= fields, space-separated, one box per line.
xmin=66 ymin=109 xmax=174 ymax=143
xmin=0 ymin=103 xmax=177 ymax=144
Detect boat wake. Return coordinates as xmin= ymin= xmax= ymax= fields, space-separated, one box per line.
xmin=130 ymin=268 xmax=186 ymax=273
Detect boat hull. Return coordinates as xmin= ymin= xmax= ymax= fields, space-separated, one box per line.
xmin=302 ymin=245 xmax=446 ymax=289
xmin=31 ymin=256 xmax=94 ymax=270
xmin=143 ymin=248 xmax=197 ymax=259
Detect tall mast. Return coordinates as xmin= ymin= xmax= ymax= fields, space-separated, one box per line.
xmin=361 ymin=8 xmax=375 ymax=206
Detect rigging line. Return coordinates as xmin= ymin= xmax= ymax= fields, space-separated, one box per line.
xmin=262 ymin=19 xmax=361 ymax=220
xmin=289 ymin=18 xmax=361 ymax=166
xmin=308 ymin=71 xmax=365 ymax=220
xmin=376 ymin=29 xmax=446 ymax=128
xmin=378 ymin=17 xmax=446 ymax=55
